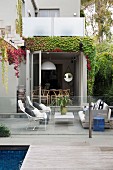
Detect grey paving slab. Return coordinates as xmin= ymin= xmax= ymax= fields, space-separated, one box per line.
xmin=0 ymin=112 xmax=113 ymax=170
xmin=0 ymin=113 xmax=113 ymax=136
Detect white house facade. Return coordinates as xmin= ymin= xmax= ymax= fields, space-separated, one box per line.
xmin=0 ymin=0 xmax=87 ymax=113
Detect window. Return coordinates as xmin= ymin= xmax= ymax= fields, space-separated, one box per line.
xmin=39 ymin=9 xmax=60 ymax=17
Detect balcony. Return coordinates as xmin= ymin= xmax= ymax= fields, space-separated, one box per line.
xmin=23 ymin=17 xmax=85 ymax=37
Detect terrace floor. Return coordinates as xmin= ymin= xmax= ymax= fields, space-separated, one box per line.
xmin=0 ymin=111 xmax=113 ymax=169
xmin=0 ymin=111 xmax=113 ymax=136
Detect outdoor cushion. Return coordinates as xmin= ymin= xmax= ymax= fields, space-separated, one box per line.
xmin=108 ymin=108 xmax=111 ymax=120
xmin=45 ymin=106 xmax=51 ymax=112
xmin=39 ymin=104 xmax=51 ymax=113
xmin=94 ymin=99 xmax=102 ymax=110
xmin=32 ymin=108 xmax=47 ymax=118
xmin=78 ymin=111 xmax=85 ymax=122
xmin=91 ymin=102 xmax=95 ymax=109
xmin=83 ymin=106 xmax=89 ymax=112
xmin=103 ymin=102 xmax=109 ymax=110
xmin=39 ymin=103 xmax=47 ymax=110
xmin=98 ymin=101 xmax=104 ymax=109
xmin=33 ymin=102 xmax=42 ymax=110
xmin=25 ymin=107 xmax=35 ymax=117
xmin=93 ymin=103 xmax=99 ymax=110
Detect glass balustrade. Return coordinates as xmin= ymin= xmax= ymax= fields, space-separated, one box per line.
xmin=0 ymin=96 xmax=113 ymax=136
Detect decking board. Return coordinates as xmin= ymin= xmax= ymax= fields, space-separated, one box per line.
xmin=21 ymin=145 xmax=113 ymax=170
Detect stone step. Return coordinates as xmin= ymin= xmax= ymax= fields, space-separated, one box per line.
xmin=4 ymin=33 xmax=24 ymax=47
xmin=0 ymin=113 xmax=27 ymax=118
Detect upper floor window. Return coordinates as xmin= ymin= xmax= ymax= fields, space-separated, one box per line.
xmin=39 ymin=9 xmax=60 ymax=17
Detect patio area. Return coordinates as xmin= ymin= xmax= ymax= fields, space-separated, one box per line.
xmin=0 ymin=110 xmax=113 ymax=136
xmin=0 ymin=111 xmax=113 ymax=169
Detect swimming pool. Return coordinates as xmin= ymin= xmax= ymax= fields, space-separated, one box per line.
xmin=0 ymin=145 xmax=29 ymax=170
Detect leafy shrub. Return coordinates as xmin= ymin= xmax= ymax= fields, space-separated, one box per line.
xmin=0 ymin=125 xmax=11 ymax=137
xmin=102 ymin=86 xmax=113 ymax=105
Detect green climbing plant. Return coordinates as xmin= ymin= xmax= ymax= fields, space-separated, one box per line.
xmin=0 ymin=38 xmax=8 ymax=92
xmin=93 ymin=44 xmax=113 ymax=97
xmin=16 ymin=0 xmax=22 ymax=36
xmin=1 ymin=47 xmax=8 ymax=92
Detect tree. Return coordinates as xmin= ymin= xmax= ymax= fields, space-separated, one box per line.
xmin=81 ymin=0 xmax=94 ymax=9
xmin=95 ymin=0 xmax=113 ymax=42
xmin=81 ymin=0 xmax=113 ymax=100
xmin=82 ymin=0 xmax=113 ymax=42
xmin=93 ymin=42 xmax=113 ymax=100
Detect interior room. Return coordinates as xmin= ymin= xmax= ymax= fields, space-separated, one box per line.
xmin=33 ymin=51 xmax=79 ymax=95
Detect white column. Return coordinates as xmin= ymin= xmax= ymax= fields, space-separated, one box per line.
xmin=80 ymin=52 xmax=87 ymax=105
xmin=79 ymin=53 xmax=83 ymax=105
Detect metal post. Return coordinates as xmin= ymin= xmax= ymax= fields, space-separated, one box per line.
xmin=89 ymin=96 xmax=92 ymax=138
xmin=39 ymin=50 xmax=41 ymax=104
xmin=31 ymin=53 xmax=33 ymax=98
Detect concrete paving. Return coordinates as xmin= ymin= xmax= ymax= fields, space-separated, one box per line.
xmin=0 ymin=113 xmax=113 ymax=169
xmin=0 ymin=112 xmax=113 ymax=136
xmin=0 ymin=113 xmax=113 ymax=145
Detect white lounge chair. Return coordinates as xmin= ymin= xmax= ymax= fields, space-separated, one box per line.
xmin=18 ymin=100 xmax=47 ymax=130
xmin=26 ymin=96 xmax=51 ymax=119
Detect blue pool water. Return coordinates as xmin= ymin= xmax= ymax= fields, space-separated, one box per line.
xmin=0 ymin=146 xmax=28 ymax=170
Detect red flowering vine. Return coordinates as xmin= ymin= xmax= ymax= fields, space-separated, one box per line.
xmin=51 ymin=48 xmax=63 ymax=52
xmin=7 ymin=48 xmax=26 ymax=78
xmin=86 ymin=55 xmax=91 ymax=71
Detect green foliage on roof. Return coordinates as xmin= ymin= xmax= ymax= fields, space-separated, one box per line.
xmin=25 ymin=36 xmax=95 ymax=54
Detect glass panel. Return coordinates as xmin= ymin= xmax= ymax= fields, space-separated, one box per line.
xmin=23 ymin=17 xmax=85 ymax=37
xmin=0 ymin=96 xmax=112 ymax=136
xmin=54 ymin=17 xmax=85 ymax=36
xmin=39 ymin=9 xmax=60 ymax=17
xmin=23 ymin=17 xmax=52 ymax=37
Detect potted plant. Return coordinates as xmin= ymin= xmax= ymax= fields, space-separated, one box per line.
xmin=57 ymin=96 xmax=71 ymax=115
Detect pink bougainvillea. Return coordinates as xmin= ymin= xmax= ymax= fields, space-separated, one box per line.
xmin=86 ymin=55 xmax=91 ymax=71
xmin=7 ymin=48 xmax=26 ymax=78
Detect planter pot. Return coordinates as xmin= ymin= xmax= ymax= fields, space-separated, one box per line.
xmin=60 ymin=106 xmax=67 ymax=115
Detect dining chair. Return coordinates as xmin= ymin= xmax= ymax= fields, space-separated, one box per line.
xmin=32 ymin=89 xmax=50 ymax=106
xmin=41 ymin=89 xmax=50 ymax=105
xmin=51 ymin=89 xmax=63 ymax=105
xmin=62 ymin=89 xmax=70 ymax=96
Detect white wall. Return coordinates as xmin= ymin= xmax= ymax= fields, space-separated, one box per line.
xmin=0 ymin=0 xmax=17 ymax=32
xmin=0 ymin=0 xmax=36 ymax=32
xmin=37 ymin=0 xmax=80 ymax=17
xmin=0 ymin=63 xmax=18 ymax=113
xmin=18 ymin=63 xmax=26 ymax=87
